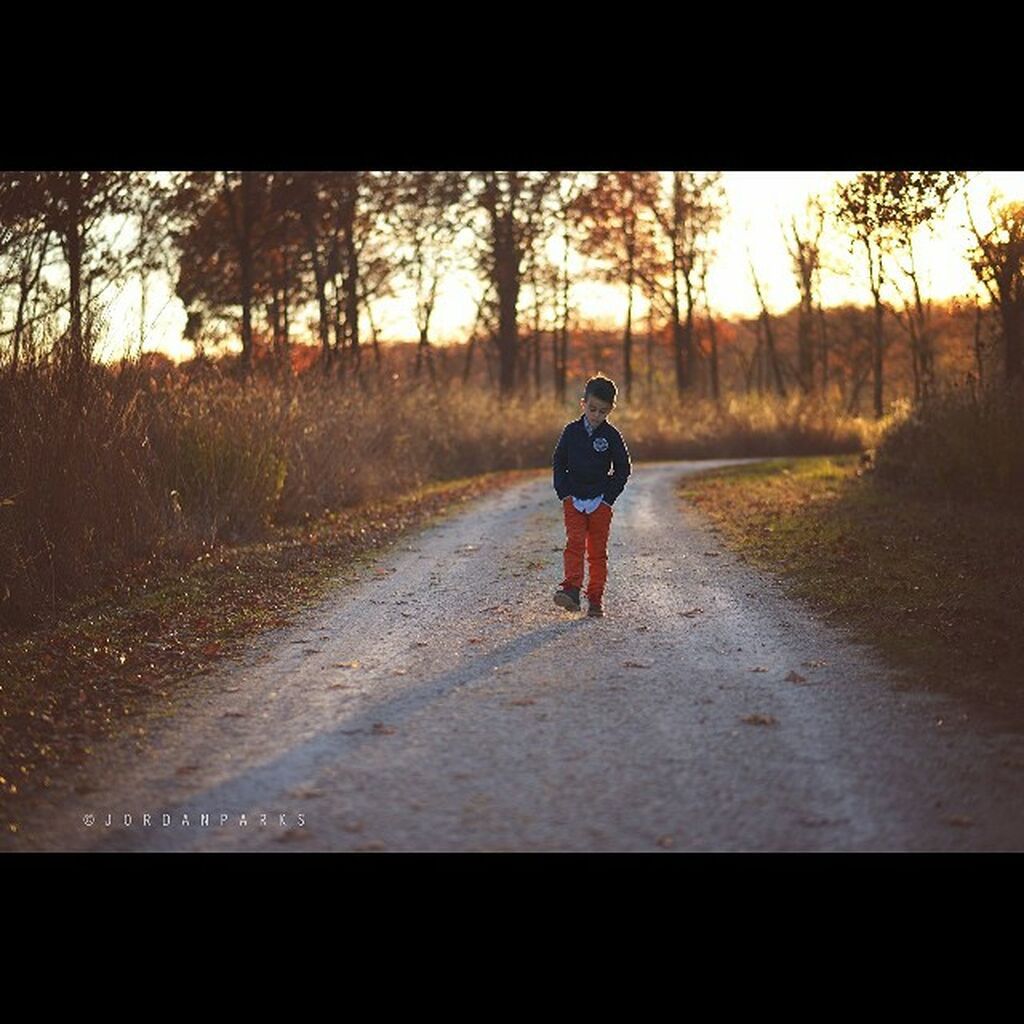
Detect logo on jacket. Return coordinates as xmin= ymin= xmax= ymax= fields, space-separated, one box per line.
xmin=593 ymin=436 xmax=609 ymax=452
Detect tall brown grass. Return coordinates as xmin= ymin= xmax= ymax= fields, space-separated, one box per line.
xmin=0 ymin=354 xmax=877 ymax=629
xmin=0 ymin=349 xmax=163 ymax=626
xmin=874 ymin=380 xmax=1024 ymax=509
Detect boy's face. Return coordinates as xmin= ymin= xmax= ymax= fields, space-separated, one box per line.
xmin=580 ymin=393 xmax=613 ymax=429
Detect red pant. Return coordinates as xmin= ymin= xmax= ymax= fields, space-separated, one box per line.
xmin=561 ymin=498 xmax=614 ymax=603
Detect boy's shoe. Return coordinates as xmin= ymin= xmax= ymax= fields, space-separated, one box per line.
xmin=587 ymin=599 xmax=605 ymax=618
xmin=553 ymin=585 xmax=581 ymax=612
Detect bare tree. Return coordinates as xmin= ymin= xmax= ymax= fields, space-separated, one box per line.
xmin=465 ymin=172 xmax=560 ymax=395
xmin=171 ymin=172 xmax=271 ymax=373
xmin=748 ymin=254 xmax=787 ymax=398
xmin=570 ymin=172 xmax=661 ymax=402
xmin=639 ymin=172 xmax=725 ymax=396
xmin=384 ymin=172 xmax=468 ymax=382
xmin=1 ymin=172 xmax=136 ymax=368
xmin=968 ymin=195 xmax=1024 ymax=385
xmin=551 ymin=174 xmax=587 ymax=402
xmin=0 ymin=174 xmax=54 ymax=374
xmin=836 ymin=171 xmax=963 ymax=416
xmin=783 ymin=197 xmax=826 ymax=394
xmin=698 ymin=260 xmax=721 ymax=403
xmin=887 ymin=172 xmax=966 ymax=400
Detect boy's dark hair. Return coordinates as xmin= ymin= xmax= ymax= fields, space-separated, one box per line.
xmin=584 ymin=375 xmax=617 ymax=406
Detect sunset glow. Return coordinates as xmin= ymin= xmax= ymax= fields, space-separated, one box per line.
xmin=93 ymin=170 xmax=1024 ymax=364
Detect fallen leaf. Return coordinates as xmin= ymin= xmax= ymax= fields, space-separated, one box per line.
xmin=506 ymin=698 xmax=536 ymax=707
xmin=222 ymin=711 xmax=247 ymax=718
xmin=656 ymin=834 xmax=675 ymax=848
xmin=623 ymin=660 xmax=652 ymax=668
xmin=751 ymin=666 xmax=768 ymax=673
xmin=680 ymin=608 xmax=704 ymax=618
xmin=945 ymin=815 xmax=974 ymax=828
xmin=288 ymin=787 xmax=324 ymax=799
xmin=802 ymin=659 xmax=828 ymax=668
xmin=273 ymin=829 xmax=310 ymax=843
xmin=333 ymin=661 xmax=361 ymax=669
xmin=785 ymin=671 xmax=807 ymax=683
xmin=372 ymin=723 xmax=396 ymax=735
xmin=741 ymin=713 xmax=777 ymax=726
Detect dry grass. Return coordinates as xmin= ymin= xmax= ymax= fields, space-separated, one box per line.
xmin=679 ymin=456 xmax=1024 ymax=713
xmin=874 ymin=381 xmax=1024 ymax=511
xmin=1 ymin=354 xmax=877 ymax=629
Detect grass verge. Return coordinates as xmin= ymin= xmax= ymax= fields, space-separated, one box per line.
xmin=0 ymin=468 xmax=537 ymax=835
xmin=678 ymin=455 xmax=1024 ymax=714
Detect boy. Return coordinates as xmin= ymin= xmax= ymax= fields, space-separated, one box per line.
xmin=551 ymin=375 xmax=631 ymax=618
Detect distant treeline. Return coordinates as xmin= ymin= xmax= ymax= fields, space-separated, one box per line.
xmin=2 ymin=171 xmax=1022 ymax=412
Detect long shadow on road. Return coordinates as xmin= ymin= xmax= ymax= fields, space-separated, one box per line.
xmin=81 ymin=615 xmax=589 ymax=851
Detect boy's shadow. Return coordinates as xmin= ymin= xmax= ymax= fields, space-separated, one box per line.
xmin=82 ymin=616 xmax=589 ymax=851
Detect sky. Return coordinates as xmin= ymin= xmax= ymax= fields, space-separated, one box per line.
xmin=93 ymin=171 xmax=1024 ymax=365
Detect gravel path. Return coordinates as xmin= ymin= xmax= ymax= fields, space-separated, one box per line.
xmin=8 ymin=461 xmax=1024 ymax=852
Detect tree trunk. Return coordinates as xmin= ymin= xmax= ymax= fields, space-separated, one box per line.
xmin=365 ymin=291 xmax=382 ymax=373
xmin=861 ymin=237 xmax=885 ymax=419
xmin=533 ymin=327 xmax=541 ymax=398
xmin=238 ymin=172 xmax=255 ymax=376
xmin=1005 ymin=305 xmax=1023 ymax=383
xmin=672 ymin=283 xmax=684 ymax=397
xmin=797 ymin=304 xmax=814 ymax=393
xmin=818 ymin=300 xmax=829 ymax=395
xmin=872 ymin=291 xmax=884 ymax=418
xmin=416 ymin=328 xmax=436 ymax=382
xmin=332 ymin=273 xmax=346 ymax=372
xmin=303 ymin=220 xmax=332 ymax=374
xmin=12 ymin=234 xmax=48 ymax=376
xmin=646 ymin=317 xmax=654 ymax=400
xmin=623 ymin=264 xmax=634 ymax=403
xmin=339 ymin=181 xmax=360 ymax=373
xmin=281 ymin=278 xmax=292 ymax=377
xmin=708 ymin=311 xmax=720 ymax=404
xmin=682 ymin=270 xmax=696 ymax=393
xmin=495 ymin=216 xmax=520 ymax=396
xmin=764 ymin=312 xmax=787 ymax=397
xmin=66 ymin=172 xmax=84 ymax=365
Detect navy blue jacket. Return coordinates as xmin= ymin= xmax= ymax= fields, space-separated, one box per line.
xmin=552 ymin=416 xmax=632 ymax=506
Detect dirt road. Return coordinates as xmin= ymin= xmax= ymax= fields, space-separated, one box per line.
xmin=8 ymin=461 xmax=1024 ymax=852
